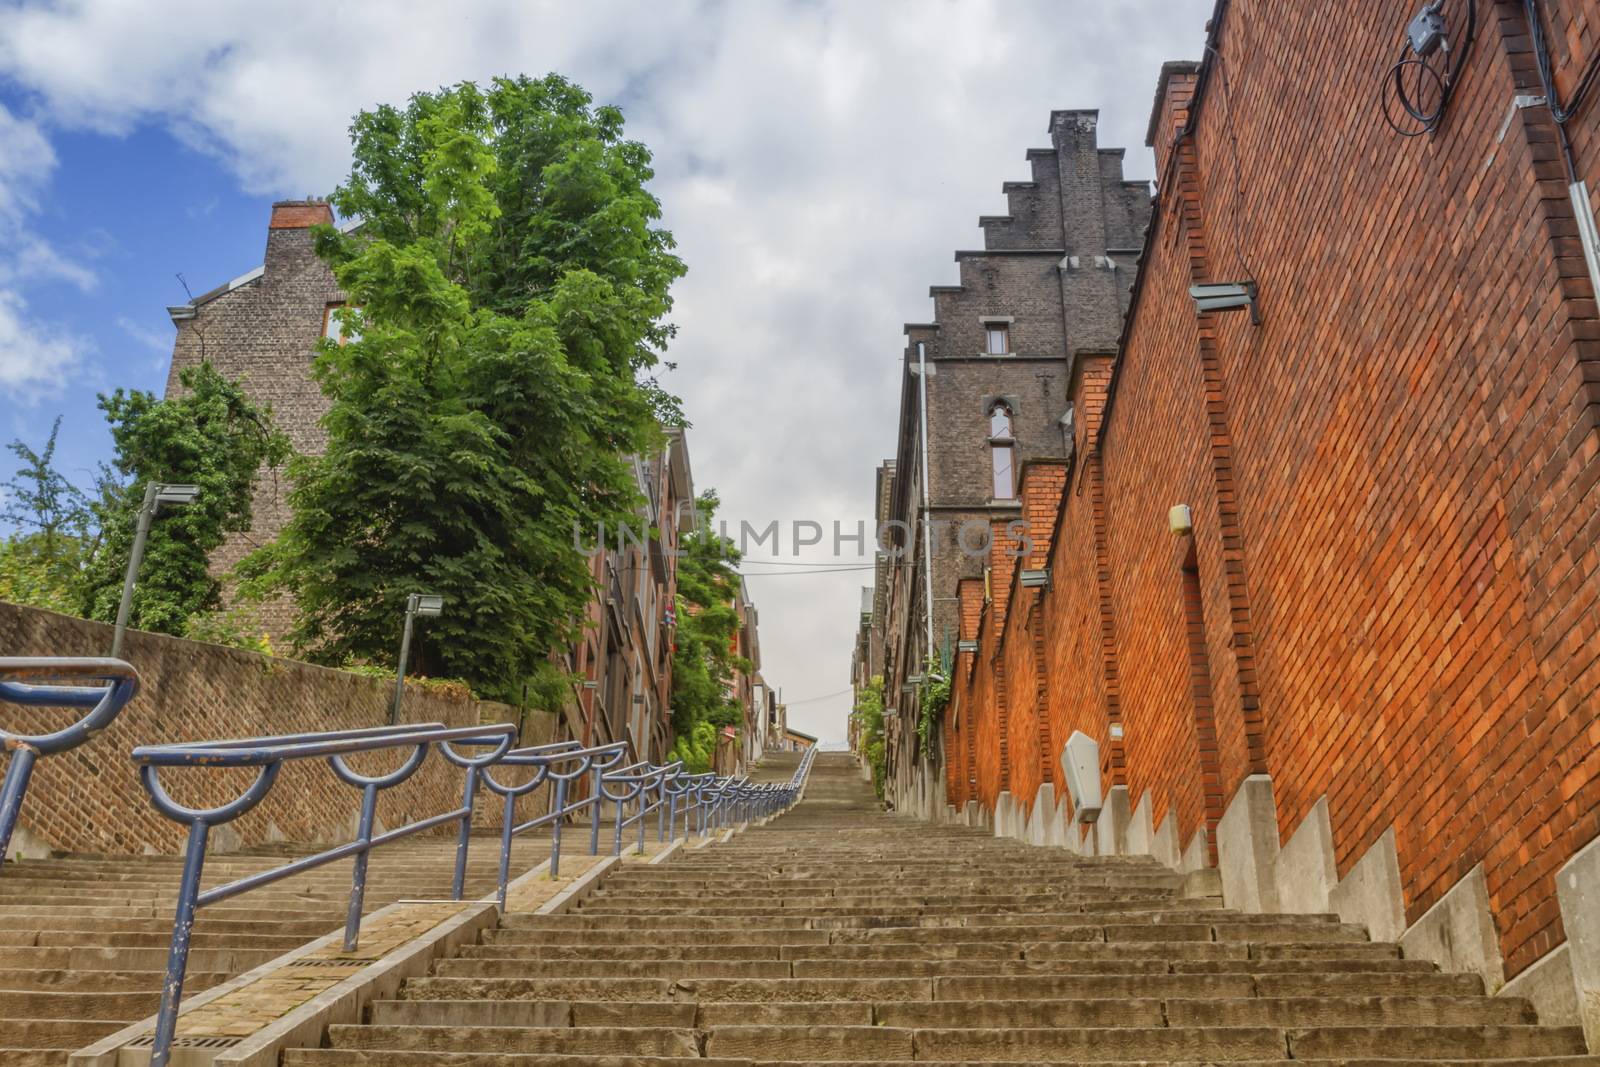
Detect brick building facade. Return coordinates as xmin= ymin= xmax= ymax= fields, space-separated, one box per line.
xmin=162 ymin=203 xmax=757 ymax=763
xmin=871 ymin=0 xmax=1600 ymax=1040
xmin=866 ymin=111 xmax=1152 ymax=802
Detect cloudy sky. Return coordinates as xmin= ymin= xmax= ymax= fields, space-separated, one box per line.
xmin=0 ymin=0 xmax=1210 ymax=745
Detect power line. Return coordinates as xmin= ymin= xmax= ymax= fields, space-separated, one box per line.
xmin=739 ymin=565 xmax=878 ymax=576
xmin=783 ymin=686 xmax=854 ymax=706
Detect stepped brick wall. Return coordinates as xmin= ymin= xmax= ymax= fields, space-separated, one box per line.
xmin=943 ymin=0 xmax=1600 ymax=980
xmin=0 ymin=601 xmax=555 ymax=857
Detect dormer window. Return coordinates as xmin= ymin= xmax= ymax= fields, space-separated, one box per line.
xmin=985 ymin=323 xmax=1010 ymax=355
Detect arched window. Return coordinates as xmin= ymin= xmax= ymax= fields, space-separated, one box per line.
xmin=988 ymin=401 xmax=1015 ymax=500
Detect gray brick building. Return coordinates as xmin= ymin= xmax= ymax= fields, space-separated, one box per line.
xmin=866 ymin=111 xmax=1151 ymax=797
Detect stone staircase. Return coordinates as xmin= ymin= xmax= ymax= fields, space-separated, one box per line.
xmin=53 ymin=748 xmax=1579 ymax=1064
xmin=0 ymin=835 xmax=549 ymax=1065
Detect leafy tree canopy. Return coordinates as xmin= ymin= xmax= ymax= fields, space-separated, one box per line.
xmin=248 ymin=75 xmax=686 ymax=702
xmin=669 ymin=491 xmax=749 ymax=771
xmin=80 ymin=362 xmax=289 ymax=635
xmin=0 ymin=417 xmax=95 ymax=613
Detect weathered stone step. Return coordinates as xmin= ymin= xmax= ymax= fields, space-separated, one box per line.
xmin=0 ymin=988 xmax=162 ymax=1018
xmin=0 ymin=967 xmax=228 ymax=992
xmin=1 ymin=1017 xmax=126 ymax=1048
xmin=327 ymin=1023 xmax=700 ymax=1056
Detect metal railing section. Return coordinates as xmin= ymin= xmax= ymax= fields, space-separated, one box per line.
xmin=0 ymin=657 xmax=140 ymax=865
xmin=131 ymin=725 xmax=814 ymax=1067
xmin=132 ymin=721 xmax=516 ymax=1067
xmin=481 ymin=739 xmax=627 ymax=902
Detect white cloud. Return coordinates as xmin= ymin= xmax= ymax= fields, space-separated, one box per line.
xmin=0 ymin=101 xmax=90 ymax=397
xmin=0 ymin=291 xmax=90 ymax=398
xmin=0 ymin=0 xmax=1212 ymax=741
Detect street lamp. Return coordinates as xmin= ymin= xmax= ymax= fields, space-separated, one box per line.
xmin=390 ymin=593 xmax=444 ymax=724
xmin=110 ymin=482 xmax=201 ymax=657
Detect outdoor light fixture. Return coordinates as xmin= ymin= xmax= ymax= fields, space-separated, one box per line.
xmin=111 ymin=482 xmax=203 ymax=657
xmin=1019 ymin=569 xmax=1051 ymax=589
xmin=1189 ymin=281 xmax=1260 ymax=325
xmin=957 ymin=639 xmax=978 ymax=653
xmin=391 ymin=592 xmax=445 ymax=724
xmin=153 ymin=484 xmax=201 ymax=506
xmin=1168 ymin=504 xmax=1193 ymax=536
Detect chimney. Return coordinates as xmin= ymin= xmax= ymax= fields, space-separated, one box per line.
xmin=264 ymin=199 xmax=334 ymax=274
xmin=269 ymin=200 xmax=334 ymax=229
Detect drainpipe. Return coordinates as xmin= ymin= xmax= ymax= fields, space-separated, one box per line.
xmin=916 ymin=341 xmax=936 ymax=662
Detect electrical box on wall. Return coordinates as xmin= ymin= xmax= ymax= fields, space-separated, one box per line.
xmin=1060 ymin=731 xmax=1102 ymax=824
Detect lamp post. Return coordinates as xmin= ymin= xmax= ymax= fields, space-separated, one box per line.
xmin=390 ymin=593 xmax=444 ymax=724
xmin=110 ymin=483 xmax=201 ymax=658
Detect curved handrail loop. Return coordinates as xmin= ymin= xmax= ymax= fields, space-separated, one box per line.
xmin=0 ymin=657 xmax=140 ymax=870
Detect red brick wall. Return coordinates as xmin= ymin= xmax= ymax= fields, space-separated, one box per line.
xmin=946 ymin=0 xmax=1600 ymax=976
xmin=0 ymin=601 xmax=551 ymax=857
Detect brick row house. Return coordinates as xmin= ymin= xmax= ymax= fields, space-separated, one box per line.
xmin=860 ymin=0 xmax=1600 ymax=1040
xmin=862 ymin=110 xmax=1150 ymax=806
xmin=162 ymin=201 xmax=763 ymax=765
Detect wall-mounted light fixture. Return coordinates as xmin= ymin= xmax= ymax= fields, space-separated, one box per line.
xmin=1019 ymin=568 xmax=1051 ymax=589
xmin=957 ymin=639 xmax=978 ymax=653
xmin=1189 ymin=281 xmax=1260 ymax=325
xmin=1168 ymin=504 xmax=1193 ymax=536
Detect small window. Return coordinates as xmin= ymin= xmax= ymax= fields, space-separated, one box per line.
xmin=987 ymin=400 xmax=1016 ymax=499
xmin=991 ymin=443 xmax=1015 ymax=499
xmin=322 ymin=303 xmax=362 ymax=345
xmin=989 ymin=403 xmax=1013 ymax=440
xmin=985 ymin=323 xmax=1009 ymax=355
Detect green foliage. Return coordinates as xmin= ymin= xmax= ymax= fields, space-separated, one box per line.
xmin=250 ymin=74 xmax=686 ymax=703
xmin=183 ymin=603 xmax=276 ymax=656
xmin=0 ymin=417 xmax=96 ymax=612
xmin=917 ymin=656 xmax=951 ymax=755
xmin=668 ymin=491 xmax=749 ymax=771
xmin=340 ymin=661 xmax=478 ymax=702
xmin=852 ymin=676 xmax=887 ymax=800
xmin=670 ymin=720 xmax=719 ymax=774
xmin=80 ymin=362 xmax=289 ymax=635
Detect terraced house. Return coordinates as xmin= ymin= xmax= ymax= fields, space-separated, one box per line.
xmin=862 ymin=0 xmax=1600 ymax=1044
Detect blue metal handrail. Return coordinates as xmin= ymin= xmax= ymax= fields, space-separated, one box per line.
xmin=132 ymin=720 xmax=516 ymax=1067
xmin=0 ymin=657 xmax=139 ymax=865
xmin=480 ymin=739 xmax=626 ymax=900
xmin=599 ymin=759 xmax=683 ymax=856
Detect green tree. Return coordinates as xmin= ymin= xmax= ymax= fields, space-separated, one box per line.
xmin=80 ymin=362 xmax=289 ymax=636
xmin=852 ymin=676 xmax=887 ymax=800
xmin=668 ymin=492 xmax=749 ymax=771
xmin=249 ymin=75 xmax=685 ymax=701
xmin=0 ymin=417 xmax=95 ymax=612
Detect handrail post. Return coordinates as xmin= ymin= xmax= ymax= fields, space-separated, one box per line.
xmin=151 ymin=819 xmax=209 ymax=1067
xmin=451 ymin=766 xmax=479 ymax=900
xmin=589 ymin=765 xmax=603 ymax=856
xmin=497 ymin=788 xmax=517 ymax=909
xmin=0 ymin=744 xmax=39 ymax=864
xmin=343 ymin=782 xmax=379 ymax=950
xmin=549 ymin=776 xmax=569 ymax=878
